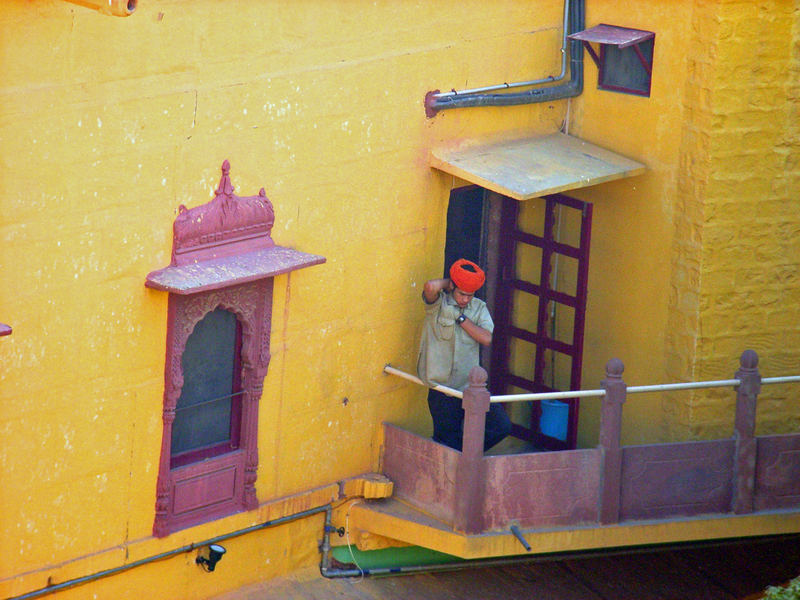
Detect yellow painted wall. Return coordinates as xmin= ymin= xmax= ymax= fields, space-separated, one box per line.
xmin=1 ymin=0 xmax=798 ymax=597
xmin=689 ymin=0 xmax=800 ymax=439
xmin=566 ymin=0 xmax=696 ymax=446
xmin=569 ymin=0 xmax=799 ymax=446
xmin=0 ymin=0 xmax=566 ymax=597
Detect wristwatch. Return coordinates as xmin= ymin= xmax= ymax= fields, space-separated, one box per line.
xmin=455 ymin=314 xmax=467 ymax=325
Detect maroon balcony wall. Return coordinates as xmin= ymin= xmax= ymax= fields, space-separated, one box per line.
xmin=382 ymin=424 xmax=460 ymax=527
xmin=379 ymin=352 xmax=800 ymax=536
xmin=754 ymin=434 xmax=800 ymax=511
xmin=619 ymin=440 xmax=735 ymax=520
xmin=482 ymin=450 xmax=600 ymax=530
xmin=381 ymin=425 xmax=800 ymax=533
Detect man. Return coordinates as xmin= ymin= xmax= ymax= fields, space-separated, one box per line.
xmin=417 ymin=258 xmax=511 ymax=451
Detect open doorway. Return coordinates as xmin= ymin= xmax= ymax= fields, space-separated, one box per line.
xmin=444 ymin=187 xmax=593 ymax=450
xmin=442 ymin=186 xmax=488 ymax=298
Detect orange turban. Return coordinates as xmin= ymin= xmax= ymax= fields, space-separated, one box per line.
xmin=449 ymin=259 xmax=485 ymax=293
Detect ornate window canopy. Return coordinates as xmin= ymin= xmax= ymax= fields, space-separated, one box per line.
xmin=146 ymin=160 xmax=325 ymax=295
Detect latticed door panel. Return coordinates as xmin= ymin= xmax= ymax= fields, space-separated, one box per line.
xmin=490 ymin=194 xmax=592 ymax=450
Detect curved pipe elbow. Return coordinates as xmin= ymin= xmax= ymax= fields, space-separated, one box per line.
xmin=425 ymin=0 xmax=584 ymax=117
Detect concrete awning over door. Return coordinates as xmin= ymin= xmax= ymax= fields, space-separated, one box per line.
xmin=430 ymin=132 xmax=645 ymax=200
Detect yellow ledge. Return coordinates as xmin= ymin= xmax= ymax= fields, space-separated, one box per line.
xmin=340 ymin=473 xmax=394 ymax=499
xmin=343 ymin=498 xmax=800 ymax=560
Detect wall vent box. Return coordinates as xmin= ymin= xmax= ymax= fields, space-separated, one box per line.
xmin=569 ymin=24 xmax=655 ymax=97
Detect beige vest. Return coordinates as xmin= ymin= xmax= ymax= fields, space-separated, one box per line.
xmin=416 ymin=291 xmax=494 ymax=390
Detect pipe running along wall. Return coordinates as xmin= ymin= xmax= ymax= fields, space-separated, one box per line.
xmin=433 ymin=0 xmax=571 ymax=98
xmin=424 ymin=0 xmax=585 ymax=116
xmin=10 ymin=505 xmax=330 ymax=600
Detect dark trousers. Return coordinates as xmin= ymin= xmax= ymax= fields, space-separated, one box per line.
xmin=427 ymin=388 xmax=512 ymax=452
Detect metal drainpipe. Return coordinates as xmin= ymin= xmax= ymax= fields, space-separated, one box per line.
xmin=425 ymin=0 xmax=585 ymax=117
xmin=10 ymin=505 xmax=331 ymax=600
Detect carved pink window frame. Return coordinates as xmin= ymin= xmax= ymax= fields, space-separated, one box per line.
xmin=146 ymin=161 xmax=324 ymax=537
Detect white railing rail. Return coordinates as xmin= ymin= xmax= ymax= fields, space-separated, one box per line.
xmin=383 ymin=364 xmax=800 ymax=403
xmin=382 ymin=365 xmax=464 ymax=397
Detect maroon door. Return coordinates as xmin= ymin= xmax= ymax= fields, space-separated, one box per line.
xmin=489 ymin=193 xmax=592 ymax=450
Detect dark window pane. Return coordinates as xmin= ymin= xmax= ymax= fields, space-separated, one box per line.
xmin=600 ymin=39 xmax=654 ymax=96
xmin=171 ymin=308 xmax=238 ymax=455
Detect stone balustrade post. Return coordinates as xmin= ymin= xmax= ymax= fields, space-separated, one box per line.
xmin=598 ymin=358 xmax=626 ymax=524
xmin=732 ymin=349 xmax=761 ymax=514
xmin=454 ymin=366 xmax=490 ymax=534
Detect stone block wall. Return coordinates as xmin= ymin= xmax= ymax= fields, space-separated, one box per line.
xmin=668 ymin=0 xmax=800 ymax=439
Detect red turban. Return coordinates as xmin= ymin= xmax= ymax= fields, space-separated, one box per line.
xmin=449 ymin=259 xmax=485 ymax=293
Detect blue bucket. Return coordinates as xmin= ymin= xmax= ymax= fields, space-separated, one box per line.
xmin=540 ymin=400 xmax=569 ymax=441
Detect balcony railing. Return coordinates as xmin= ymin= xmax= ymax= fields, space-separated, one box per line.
xmin=382 ymin=350 xmax=800 ymax=534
